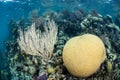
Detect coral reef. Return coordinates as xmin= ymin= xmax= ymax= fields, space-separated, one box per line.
xmin=3 ymin=9 xmax=120 ymax=80
xmin=0 ymin=50 xmax=11 ymax=80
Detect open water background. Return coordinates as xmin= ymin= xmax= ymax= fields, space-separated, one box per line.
xmin=0 ymin=0 xmax=120 ymax=52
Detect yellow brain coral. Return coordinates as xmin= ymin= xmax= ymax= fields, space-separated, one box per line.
xmin=62 ymin=34 xmax=106 ymax=77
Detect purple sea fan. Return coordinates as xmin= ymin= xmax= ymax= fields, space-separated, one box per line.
xmin=33 ymin=74 xmax=47 ymax=80
xmin=39 ymin=74 xmax=47 ymax=80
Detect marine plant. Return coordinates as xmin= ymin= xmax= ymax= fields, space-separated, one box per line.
xmin=107 ymin=60 xmax=112 ymax=73
xmin=17 ymin=20 xmax=58 ymax=63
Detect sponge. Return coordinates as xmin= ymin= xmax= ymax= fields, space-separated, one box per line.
xmin=62 ymin=34 xmax=106 ymax=77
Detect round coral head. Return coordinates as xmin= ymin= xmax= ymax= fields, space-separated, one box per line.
xmin=62 ymin=34 xmax=106 ymax=77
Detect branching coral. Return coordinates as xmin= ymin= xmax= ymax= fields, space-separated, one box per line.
xmin=17 ymin=20 xmax=58 ymax=62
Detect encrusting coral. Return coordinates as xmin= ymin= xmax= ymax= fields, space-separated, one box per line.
xmin=62 ymin=34 xmax=106 ymax=77
xmin=17 ymin=20 xmax=58 ymax=62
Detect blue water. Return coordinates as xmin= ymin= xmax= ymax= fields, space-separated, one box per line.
xmin=0 ymin=0 xmax=120 ymax=52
